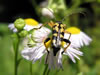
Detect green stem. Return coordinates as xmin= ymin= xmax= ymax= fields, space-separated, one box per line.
xmin=43 ymin=64 xmax=48 ymax=75
xmin=15 ymin=40 xmax=19 ymax=75
xmin=13 ymin=34 xmax=20 ymax=75
xmin=30 ymin=62 xmax=32 ymax=75
xmin=47 ymin=69 xmax=50 ymax=75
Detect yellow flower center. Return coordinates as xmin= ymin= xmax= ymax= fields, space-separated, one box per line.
xmin=24 ymin=18 xmax=39 ymax=26
xmin=66 ymin=27 xmax=80 ymax=34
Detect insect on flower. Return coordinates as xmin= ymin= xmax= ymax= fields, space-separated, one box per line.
xmin=34 ymin=8 xmax=87 ymax=58
xmin=21 ymin=8 xmax=92 ymax=69
xmin=33 ymin=13 xmax=75 ymax=63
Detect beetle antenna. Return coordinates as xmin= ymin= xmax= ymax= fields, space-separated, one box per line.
xmin=61 ymin=12 xmax=86 ymax=22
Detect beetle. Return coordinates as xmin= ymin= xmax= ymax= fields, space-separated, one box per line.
xmin=34 ymin=20 xmax=71 ymax=56
xmin=35 ymin=11 xmax=86 ymax=56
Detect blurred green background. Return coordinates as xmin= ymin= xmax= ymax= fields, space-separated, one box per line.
xmin=0 ymin=0 xmax=100 ymax=75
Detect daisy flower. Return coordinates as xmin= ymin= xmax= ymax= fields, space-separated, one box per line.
xmin=8 ymin=18 xmax=42 ymax=32
xmin=62 ymin=27 xmax=92 ymax=63
xmin=64 ymin=27 xmax=92 ymax=48
xmin=21 ymin=27 xmax=51 ymax=62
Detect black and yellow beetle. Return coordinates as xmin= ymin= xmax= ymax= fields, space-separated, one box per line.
xmin=34 ymin=21 xmax=71 ymax=56
xmin=35 ymin=8 xmax=86 ymax=57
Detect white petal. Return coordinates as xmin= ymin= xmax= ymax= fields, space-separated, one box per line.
xmin=13 ymin=28 xmax=18 ymax=32
xmin=63 ymin=46 xmax=83 ymax=63
xmin=33 ymin=27 xmax=51 ymax=42
xmin=8 ymin=23 xmax=18 ymax=32
xmin=78 ymin=35 xmax=84 ymax=46
xmin=21 ymin=47 xmax=34 ymax=60
xmin=21 ymin=43 xmax=46 ymax=62
xmin=81 ymin=32 xmax=92 ymax=45
xmin=66 ymin=50 xmax=76 ymax=63
xmin=70 ymin=51 xmax=80 ymax=60
xmin=8 ymin=23 xmax=15 ymax=30
xmin=24 ymin=25 xmax=34 ymax=31
xmin=68 ymin=47 xmax=83 ymax=56
xmin=32 ymin=45 xmax=46 ymax=62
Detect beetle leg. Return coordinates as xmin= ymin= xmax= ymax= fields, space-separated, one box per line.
xmin=44 ymin=38 xmax=51 ymax=53
xmin=32 ymin=22 xmax=48 ymax=30
xmin=44 ymin=38 xmax=52 ymax=63
xmin=65 ymin=31 xmax=71 ymax=39
xmin=61 ymin=39 xmax=71 ymax=54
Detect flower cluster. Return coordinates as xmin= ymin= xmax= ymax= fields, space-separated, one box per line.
xmin=9 ymin=8 xmax=92 ymax=69
xmin=8 ymin=18 xmax=42 ymax=37
xmin=21 ymin=25 xmax=92 ymax=69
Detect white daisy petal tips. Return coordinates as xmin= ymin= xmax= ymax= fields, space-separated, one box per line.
xmin=63 ymin=47 xmax=83 ymax=63
xmin=42 ymin=8 xmax=54 ymax=19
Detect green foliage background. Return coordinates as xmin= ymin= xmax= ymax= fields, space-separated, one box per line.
xmin=0 ymin=0 xmax=100 ymax=75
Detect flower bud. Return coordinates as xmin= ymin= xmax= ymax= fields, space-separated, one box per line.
xmin=14 ymin=18 xmax=25 ymax=30
xmin=42 ymin=8 xmax=54 ymax=19
xmin=18 ymin=30 xmax=28 ymax=37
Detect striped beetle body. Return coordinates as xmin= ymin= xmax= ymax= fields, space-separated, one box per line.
xmin=52 ymin=21 xmax=65 ymax=56
xmin=39 ymin=21 xmax=71 ymax=57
